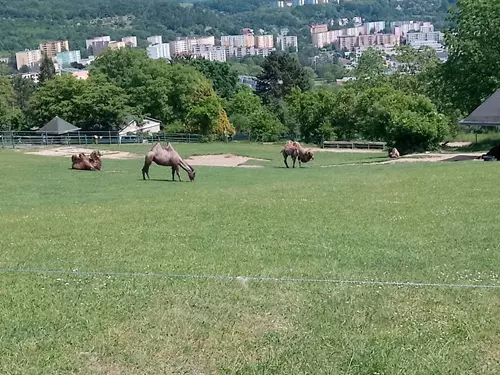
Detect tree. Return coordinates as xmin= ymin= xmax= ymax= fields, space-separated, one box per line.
xmin=246 ymin=108 xmax=286 ymax=142
xmin=0 ymin=76 xmax=17 ymax=130
xmin=26 ymin=75 xmax=131 ymax=130
xmin=187 ymin=59 xmax=239 ymax=99
xmin=354 ymin=47 xmax=387 ymax=80
xmin=12 ymin=75 xmax=36 ymax=110
xmin=256 ymin=51 xmax=312 ymax=103
xmin=187 ymin=95 xmax=234 ymax=137
xmin=440 ymin=0 xmax=500 ymax=114
xmin=38 ymin=52 xmax=56 ymax=84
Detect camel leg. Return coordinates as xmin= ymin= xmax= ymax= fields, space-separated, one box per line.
xmin=142 ymin=154 xmax=153 ymax=180
xmin=176 ymin=167 xmax=182 ymax=182
xmin=292 ymin=156 xmax=296 ymax=168
xmin=171 ymin=166 xmax=176 ymax=181
xmin=283 ymin=155 xmax=289 ymax=168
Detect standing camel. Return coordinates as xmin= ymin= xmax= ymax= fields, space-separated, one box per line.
xmin=142 ymin=142 xmax=196 ymax=181
xmin=280 ymin=141 xmax=315 ymax=168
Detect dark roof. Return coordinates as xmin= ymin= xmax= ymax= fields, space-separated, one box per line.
xmin=459 ymin=90 xmax=500 ymax=126
xmin=35 ymin=116 xmax=81 ymax=134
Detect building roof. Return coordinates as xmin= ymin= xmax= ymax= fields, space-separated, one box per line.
xmin=35 ymin=116 xmax=81 ymax=134
xmin=460 ymin=90 xmax=500 ymax=126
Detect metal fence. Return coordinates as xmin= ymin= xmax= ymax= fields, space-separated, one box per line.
xmin=0 ymin=131 xmax=203 ymax=149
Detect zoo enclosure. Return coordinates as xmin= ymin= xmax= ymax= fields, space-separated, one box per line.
xmin=0 ymin=131 xmax=203 ymax=149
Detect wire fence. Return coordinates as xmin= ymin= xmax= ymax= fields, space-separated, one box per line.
xmin=0 ymin=131 xmax=203 ymax=149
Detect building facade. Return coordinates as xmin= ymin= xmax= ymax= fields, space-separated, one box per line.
xmin=15 ymin=49 xmax=42 ymax=70
xmin=147 ymin=43 xmax=171 ymax=60
xmin=40 ymin=40 xmax=69 ymax=58
xmin=121 ymin=36 xmax=138 ymax=48
xmin=56 ymin=50 xmax=81 ymax=67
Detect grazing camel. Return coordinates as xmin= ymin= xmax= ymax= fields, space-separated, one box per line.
xmin=71 ymin=152 xmax=98 ymax=171
xmin=388 ymin=147 xmax=400 ymax=158
xmin=142 ymin=142 xmax=196 ymax=181
xmin=280 ymin=141 xmax=314 ymax=168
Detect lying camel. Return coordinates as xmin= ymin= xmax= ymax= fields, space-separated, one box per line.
xmin=71 ymin=150 xmax=102 ymax=171
xmin=388 ymin=147 xmax=400 ymax=158
xmin=142 ymin=142 xmax=196 ymax=181
xmin=280 ymin=141 xmax=314 ymax=168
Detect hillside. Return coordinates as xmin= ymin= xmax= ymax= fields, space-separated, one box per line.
xmin=0 ymin=0 xmax=455 ymax=53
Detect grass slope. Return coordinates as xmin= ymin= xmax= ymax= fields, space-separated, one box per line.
xmin=0 ymin=144 xmax=499 ymax=375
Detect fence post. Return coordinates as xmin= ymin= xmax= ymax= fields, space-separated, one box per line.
xmin=78 ymin=131 xmax=81 ymax=145
xmin=11 ymin=131 xmax=15 ymax=149
xmin=109 ymin=131 xmax=111 ymax=144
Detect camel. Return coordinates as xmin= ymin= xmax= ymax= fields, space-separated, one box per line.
xmin=88 ymin=150 xmax=102 ymax=170
xmin=142 ymin=142 xmax=196 ymax=181
xmin=388 ymin=147 xmax=400 ymax=158
xmin=71 ymin=152 xmax=98 ymax=171
xmin=280 ymin=141 xmax=314 ymax=168
xmin=479 ymin=144 xmax=500 ymax=161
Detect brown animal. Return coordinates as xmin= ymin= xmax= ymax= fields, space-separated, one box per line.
xmin=71 ymin=152 xmax=98 ymax=171
xmin=481 ymin=144 xmax=500 ymax=160
xmin=280 ymin=141 xmax=314 ymax=168
xmin=142 ymin=142 xmax=196 ymax=181
xmin=388 ymin=147 xmax=400 ymax=158
xmin=88 ymin=150 xmax=102 ymax=170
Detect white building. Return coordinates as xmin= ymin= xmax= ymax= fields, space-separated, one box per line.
xmin=147 ymin=35 xmax=163 ymax=46
xmin=406 ymin=31 xmax=443 ymax=44
xmin=221 ymin=34 xmax=255 ymax=48
xmin=121 ymin=36 xmax=138 ymax=48
xmin=15 ymin=49 xmax=42 ymax=70
xmin=225 ymin=46 xmax=274 ymax=59
xmin=147 ymin=43 xmax=171 ymax=60
xmin=86 ymin=36 xmax=111 ymax=49
xmin=119 ymin=116 xmax=161 ymax=137
xmin=277 ymin=34 xmax=298 ymax=52
xmin=191 ymin=45 xmax=226 ymax=62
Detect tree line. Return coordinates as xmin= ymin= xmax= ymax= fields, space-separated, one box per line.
xmin=0 ymin=0 xmax=496 ymax=155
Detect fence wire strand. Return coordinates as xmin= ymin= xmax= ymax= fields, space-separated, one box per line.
xmin=1 ymin=268 xmax=499 ymax=289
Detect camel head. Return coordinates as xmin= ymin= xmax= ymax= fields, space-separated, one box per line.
xmin=90 ymin=150 xmax=102 ymax=159
xmin=187 ymin=165 xmax=196 ymax=181
xmin=299 ymin=149 xmax=315 ymax=163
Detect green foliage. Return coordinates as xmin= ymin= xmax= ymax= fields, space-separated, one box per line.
xmin=0 ymin=76 xmax=18 ymax=130
xmin=26 ymin=75 xmax=131 ymax=130
xmin=354 ymin=47 xmax=387 ymax=80
xmin=256 ymin=52 xmax=312 ymax=103
xmin=187 ymin=59 xmax=239 ymax=99
xmin=440 ymin=0 xmax=500 ymax=114
xmin=246 ymin=108 xmax=286 ymax=142
xmin=12 ymin=75 xmax=36 ymax=110
xmin=38 ymin=52 xmax=56 ymax=85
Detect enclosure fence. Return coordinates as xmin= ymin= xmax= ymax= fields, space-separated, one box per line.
xmin=0 ymin=131 xmax=203 ymax=148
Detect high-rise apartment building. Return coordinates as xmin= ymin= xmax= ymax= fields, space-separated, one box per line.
xmin=40 ymin=40 xmax=69 ymax=58
xmin=15 ymin=49 xmax=42 ymax=70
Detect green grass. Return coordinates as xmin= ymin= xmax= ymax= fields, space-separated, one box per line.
xmin=1 ymin=144 xmax=499 ymax=375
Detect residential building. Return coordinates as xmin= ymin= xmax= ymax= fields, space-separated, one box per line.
xmin=225 ymin=46 xmax=273 ymax=59
xmin=15 ymin=49 xmax=42 ymax=70
xmin=147 ymin=43 xmax=171 ymax=60
xmin=196 ymin=36 xmax=216 ymax=46
xmin=108 ymin=41 xmax=126 ymax=50
xmin=191 ymin=45 xmax=226 ymax=62
xmin=255 ymin=35 xmax=274 ymax=49
xmin=40 ymin=40 xmax=69 ymax=58
xmin=56 ymin=50 xmax=81 ymax=68
xmin=119 ymin=116 xmax=161 ymax=137
xmin=147 ymin=35 xmax=163 ymax=46
xmin=238 ymin=75 xmax=258 ymax=90
xmin=292 ymin=0 xmax=305 ymax=5
xmin=121 ymin=36 xmax=138 ymax=48
xmin=79 ymin=56 xmax=95 ymax=66
xmin=90 ymin=41 xmax=109 ymax=55
xmin=406 ymin=31 xmax=443 ymax=44
xmin=221 ymin=34 xmax=255 ymax=48
xmin=61 ymin=68 xmax=89 ymax=80
xmin=365 ymin=21 xmax=386 ymax=34
xmin=86 ymin=36 xmax=110 ymax=49
xmin=336 ymin=36 xmax=358 ymax=51
xmin=277 ymin=34 xmax=298 ymax=51
xmin=274 ymin=1 xmax=285 ymax=7
xmin=310 ymin=24 xmax=328 ymax=34
xmin=0 ymin=57 xmax=9 ymax=64
xmin=375 ymin=34 xmax=398 ymax=46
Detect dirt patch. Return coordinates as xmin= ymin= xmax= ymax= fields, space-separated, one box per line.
xmin=25 ymin=146 xmax=141 ymax=160
xmin=185 ymin=154 xmax=267 ymax=167
xmin=321 ymin=152 xmax=485 ymax=168
xmin=311 ymin=147 xmax=385 ymax=153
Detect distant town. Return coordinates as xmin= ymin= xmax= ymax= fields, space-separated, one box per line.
xmin=13 ymin=17 xmax=447 ymax=84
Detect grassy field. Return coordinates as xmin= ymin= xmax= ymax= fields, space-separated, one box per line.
xmin=1 ymin=143 xmax=499 ymax=375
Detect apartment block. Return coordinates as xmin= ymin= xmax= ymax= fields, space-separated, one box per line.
xmin=225 ymin=46 xmax=273 ymax=59
xmin=56 ymin=50 xmax=81 ymax=67
xmin=15 ymin=49 xmax=42 ymax=70
xmin=191 ymin=45 xmax=226 ymax=62
xmin=121 ymin=36 xmax=138 ymax=48
xmin=86 ymin=36 xmax=110 ymax=49
xmin=277 ymin=35 xmax=298 ymax=51
xmin=147 ymin=36 xmax=163 ymax=46
xmin=108 ymin=41 xmax=126 ymax=50
xmin=147 ymin=43 xmax=171 ymax=60
xmin=310 ymin=24 xmax=328 ymax=34
xmin=40 ymin=40 xmax=69 ymax=58
xmin=221 ymin=34 xmax=255 ymax=48
xmin=336 ymin=36 xmax=358 ymax=51
xmin=406 ymin=31 xmax=443 ymax=44
xmin=255 ymin=35 xmax=274 ymax=49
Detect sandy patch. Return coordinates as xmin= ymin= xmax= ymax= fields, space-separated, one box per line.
xmin=25 ymin=146 xmax=141 ymax=160
xmin=311 ymin=147 xmax=385 ymax=153
xmin=185 ymin=154 xmax=267 ymax=167
xmin=321 ymin=152 xmax=485 ymax=168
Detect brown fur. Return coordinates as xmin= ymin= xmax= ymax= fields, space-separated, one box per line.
xmin=280 ymin=141 xmax=315 ymax=168
xmin=388 ymin=147 xmax=400 ymax=158
xmin=142 ymin=142 xmax=196 ymax=181
xmin=89 ymin=150 xmax=102 ymax=170
xmin=71 ymin=152 xmax=98 ymax=171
